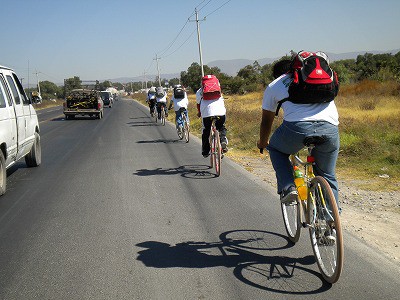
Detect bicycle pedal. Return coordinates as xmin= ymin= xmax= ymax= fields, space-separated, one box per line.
xmin=302 ymin=222 xmax=311 ymax=228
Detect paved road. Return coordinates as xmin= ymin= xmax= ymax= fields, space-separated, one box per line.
xmin=0 ymin=98 xmax=398 ymax=299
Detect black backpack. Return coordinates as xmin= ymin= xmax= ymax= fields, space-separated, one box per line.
xmin=276 ymin=51 xmax=339 ymax=115
xmin=173 ymin=87 xmax=185 ymax=99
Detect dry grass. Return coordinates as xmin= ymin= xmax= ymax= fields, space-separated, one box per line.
xmin=33 ymin=99 xmax=64 ymax=110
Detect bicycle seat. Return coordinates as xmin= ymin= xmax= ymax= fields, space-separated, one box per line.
xmin=303 ymin=136 xmax=327 ymax=146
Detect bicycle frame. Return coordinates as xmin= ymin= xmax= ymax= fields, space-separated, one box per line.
xmin=290 ymin=146 xmax=333 ymax=227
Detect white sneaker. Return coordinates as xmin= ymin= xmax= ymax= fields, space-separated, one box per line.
xmin=280 ymin=186 xmax=298 ymax=205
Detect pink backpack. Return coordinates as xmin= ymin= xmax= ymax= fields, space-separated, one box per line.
xmin=201 ymin=75 xmax=221 ymax=100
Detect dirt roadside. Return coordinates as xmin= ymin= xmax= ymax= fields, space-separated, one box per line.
xmin=230 ymin=154 xmax=400 ymax=264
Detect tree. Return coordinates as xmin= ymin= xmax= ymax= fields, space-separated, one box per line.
xmin=39 ymin=81 xmax=62 ymax=100
xmin=168 ymin=78 xmax=180 ymax=87
xmin=63 ymin=76 xmax=81 ymax=97
xmin=98 ymin=80 xmax=112 ymax=91
xmin=181 ymin=62 xmax=224 ymax=93
xmin=330 ymin=59 xmax=357 ymax=84
xmin=181 ymin=62 xmax=203 ymax=92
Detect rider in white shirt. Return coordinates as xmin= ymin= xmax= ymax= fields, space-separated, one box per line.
xmin=196 ymin=82 xmax=228 ymax=157
xmin=258 ymin=58 xmax=340 ymax=207
xmin=169 ymin=85 xmax=189 ymax=133
xmin=146 ymin=86 xmax=157 ymax=116
xmin=155 ymin=87 xmax=169 ymax=119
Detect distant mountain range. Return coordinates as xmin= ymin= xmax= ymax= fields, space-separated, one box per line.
xmin=107 ymin=49 xmax=400 ymax=83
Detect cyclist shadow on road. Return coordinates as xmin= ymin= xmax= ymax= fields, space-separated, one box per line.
xmin=127 ymin=120 xmax=159 ymax=127
xmin=133 ymin=164 xmax=217 ymax=179
xmin=136 ymin=139 xmax=181 ymax=144
xmin=136 ymin=229 xmax=331 ymax=294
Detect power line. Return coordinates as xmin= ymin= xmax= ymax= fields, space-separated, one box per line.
xmin=197 ymin=0 xmax=213 ymax=12
xmin=161 ymin=28 xmax=197 ymax=59
xmin=157 ymin=0 xmax=213 ymax=58
xmin=204 ymin=0 xmax=233 ymax=18
xmin=146 ymin=0 xmax=232 ymax=80
xmin=157 ymin=19 xmax=190 ymax=57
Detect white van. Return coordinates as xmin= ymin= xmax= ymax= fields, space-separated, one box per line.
xmin=0 ymin=65 xmax=41 ymax=196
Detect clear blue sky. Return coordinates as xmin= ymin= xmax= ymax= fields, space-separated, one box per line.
xmin=1 ymin=0 xmax=399 ymax=84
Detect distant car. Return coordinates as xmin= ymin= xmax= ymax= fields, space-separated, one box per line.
xmin=100 ymin=91 xmax=113 ymax=108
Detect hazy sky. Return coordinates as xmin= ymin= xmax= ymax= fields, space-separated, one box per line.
xmin=1 ymin=0 xmax=399 ymax=84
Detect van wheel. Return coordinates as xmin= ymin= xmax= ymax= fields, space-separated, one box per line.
xmin=25 ymin=132 xmax=42 ymax=167
xmin=0 ymin=151 xmax=6 ymax=196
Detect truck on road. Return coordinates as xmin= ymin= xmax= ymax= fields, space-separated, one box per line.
xmin=63 ymin=89 xmax=104 ymax=119
xmin=0 ymin=65 xmax=41 ymax=196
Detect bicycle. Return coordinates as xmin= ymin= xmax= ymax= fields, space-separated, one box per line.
xmin=261 ymin=136 xmax=344 ymax=283
xmin=209 ymin=116 xmax=222 ymax=177
xmin=177 ymin=108 xmax=190 ymax=143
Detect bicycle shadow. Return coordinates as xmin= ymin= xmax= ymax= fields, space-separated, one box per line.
xmin=136 ymin=229 xmax=331 ymax=294
xmin=127 ymin=120 xmax=159 ymax=127
xmin=133 ymin=164 xmax=217 ymax=179
xmin=136 ymin=139 xmax=181 ymax=144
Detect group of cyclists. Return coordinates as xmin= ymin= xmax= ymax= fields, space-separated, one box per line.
xmin=143 ymin=51 xmax=343 ymax=282
xmin=146 ymin=81 xmax=229 ymax=156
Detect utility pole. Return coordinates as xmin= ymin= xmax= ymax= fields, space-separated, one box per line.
xmin=33 ymin=70 xmax=41 ymax=95
xmin=190 ymin=8 xmax=206 ymax=77
xmin=154 ymin=54 xmax=162 ymax=87
xmin=143 ymin=70 xmax=148 ymax=89
xmin=27 ymin=60 xmax=30 ymax=95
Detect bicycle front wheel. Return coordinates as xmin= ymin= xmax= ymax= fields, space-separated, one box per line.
xmin=214 ymin=130 xmax=221 ymax=176
xmin=281 ymin=200 xmax=301 ymax=243
xmin=308 ymin=176 xmax=344 ymax=284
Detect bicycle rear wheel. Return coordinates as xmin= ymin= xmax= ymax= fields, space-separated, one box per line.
xmin=308 ymin=176 xmax=343 ymax=283
xmin=209 ymin=131 xmax=214 ymax=168
xmin=161 ymin=108 xmax=165 ymax=126
xmin=214 ymin=130 xmax=221 ymax=176
xmin=281 ymin=200 xmax=301 ymax=243
xmin=183 ymin=114 xmax=189 ymax=143
xmin=177 ymin=122 xmax=184 ymax=139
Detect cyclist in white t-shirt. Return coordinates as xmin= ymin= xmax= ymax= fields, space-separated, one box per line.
xmin=196 ymin=84 xmax=228 ymax=157
xmin=146 ymin=86 xmax=157 ymax=116
xmin=257 ymin=59 xmax=340 ymax=208
xmin=155 ymin=87 xmax=169 ymax=119
xmin=168 ymin=85 xmax=189 ymax=133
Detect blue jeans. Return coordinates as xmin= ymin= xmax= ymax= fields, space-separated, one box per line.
xmin=156 ymin=102 xmax=168 ymax=118
xmin=267 ymin=121 xmax=340 ymax=205
xmin=175 ymin=108 xmax=189 ymax=129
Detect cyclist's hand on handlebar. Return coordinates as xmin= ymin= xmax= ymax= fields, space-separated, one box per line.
xmin=197 ymin=111 xmax=201 ymax=118
xmin=257 ymin=140 xmax=268 ymax=154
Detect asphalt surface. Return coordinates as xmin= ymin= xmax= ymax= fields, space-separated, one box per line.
xmin=0 ymin=98 xmax=398 ymax=299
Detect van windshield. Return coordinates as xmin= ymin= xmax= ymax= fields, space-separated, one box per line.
xmin=101 ymin=92 xmax=110 ymax=100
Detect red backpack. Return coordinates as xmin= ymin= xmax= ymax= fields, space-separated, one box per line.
xmin=201 ymin=75 xmax=221 ymax=100
xmin=276 ymin=51 xmax=339 ymax=115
